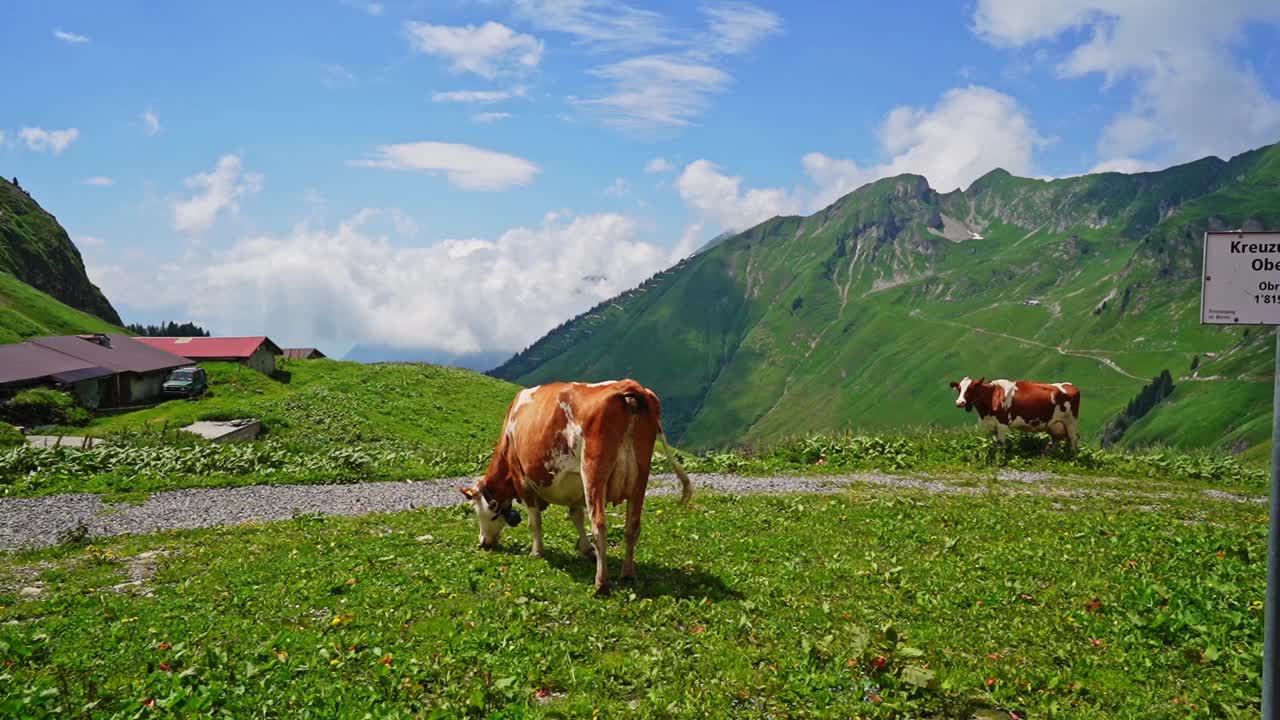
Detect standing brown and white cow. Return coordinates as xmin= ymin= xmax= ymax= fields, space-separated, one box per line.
xmin=949 ymin=376 xmax=1082 ymax=452
xmin=460 ymin=379 xmax=693 ymax=594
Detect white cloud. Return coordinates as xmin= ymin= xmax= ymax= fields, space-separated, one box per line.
xmin=323 ymin=64 xmax=356 ymax=87
xmin=95 ymin=209 xmax=685 ymax=354
xmin=1088 ymin=157 xmax=1162 ymax=174
xmin=1095 ymin=112 xmax=1158 ymax=159
xmin=432 ymin=86 xmax=526 ymax=103
xmin=0 ymin=131 xmax=5 ymax=145
xmin=800 ymin=152 xmax=866 ymax=211
xmin=672 ymin=221 xmax=708 ymax=261
xmin=472 ymin=112 xmax=512 ymax=123
xmin=604 ymin=178 xmax=629 ymax=196
xmin=645 ymin=156 xmax=673 ymax=173
xmin=543 ymin=208 xmax=572 ymax=224
xmin=573 ymin=55 xmax=730 ymax=129
xmin=173 ymin=154 xmax=264 ymax=233
xmin=302 ymin=188 xmax=326 ymax=213
xmin=404 ymin=21 xmax=543 ymax=79
xmin=77 ymin=235 xmax=106 ymax=248
xmin=512 ymin=0 xmax=676 ymax=51
xmin=518 ymin=0 xmax=780 ymax=57
xmin=972 ymin=0 xmax=1280 ymax=167
xmin=677 ymin=159 xmax=804 ymax=232
xmin=348 ymin=141 xmax=539 ymax=191
xmin=142 ymin=109 xmax=161 ymax=136
xmin=676 ymin=86 xmax=1046 ymax=234
xmin=533 ymin=2 xmax=779 ymax=130
xmin=698 ymin=3 xmax=781 ymax=55
xmin=870 ymin=85 xmax=1045 ymax=193
xmin=341 ymin=0 xmax=383 ymax=16
xmin=82 ymin=176 xmax=115 ymax=187
xmin=18 ymin=127 xmax=80 ymax=155
xmin=54 ymin=29 xmax=89 ymax=44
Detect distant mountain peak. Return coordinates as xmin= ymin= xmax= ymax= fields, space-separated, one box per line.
xmin=343 ymin=343 xmax=512 ymax=373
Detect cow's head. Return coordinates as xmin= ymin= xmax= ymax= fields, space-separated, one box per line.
xmin=460 ymin=482 xmax=521 ymax=549
xmin=949 ymin=376 xmax=983 ymax=412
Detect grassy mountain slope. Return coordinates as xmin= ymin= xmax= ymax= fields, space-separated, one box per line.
xmin=0 ymin=177 xmax=121 ymax=325
xmin=0 ymin=270 xmax=125 ymax=343
xmin=79 ymin=358 xmax=520 ymax=452
xmin=492 ymin=142 xmax=1280 ymax=452
xmin=6 ymin=358 xmax=524 ymax=497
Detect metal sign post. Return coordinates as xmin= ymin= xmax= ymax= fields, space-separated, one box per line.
xmin=1269 ymin=341 xmax=1280 ymax=720
xmin=1200 ymin=230 xmax=1280 ymax=717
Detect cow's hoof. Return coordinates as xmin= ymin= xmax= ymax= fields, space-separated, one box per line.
xmin=530 ymin=549 xmax=544 ymax=558
xmin=620 ymin=575 xmax=637 ymax=587
xmin=594 ymin=582 xmax=611 ymax=596
xmin=581 ymin=550 xmax=597 ymax=564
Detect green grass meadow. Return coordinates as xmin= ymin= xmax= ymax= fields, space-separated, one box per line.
xmin=1 ymin=359 xmax=521 ymax=497
xmin=0 ymin=479 xmax=1267 ymax=718
xmin=0 ymin=357 xmax=1273 ymax=718
xmin=72 ymin=359 xmax=519 ymax=452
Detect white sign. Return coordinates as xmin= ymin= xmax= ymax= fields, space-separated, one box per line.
xmin=1201 ymin=231 xmax=1280 ymax=326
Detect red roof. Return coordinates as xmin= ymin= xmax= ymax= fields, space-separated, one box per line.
xmin=133 ymin=336 xmax=282 ymax=359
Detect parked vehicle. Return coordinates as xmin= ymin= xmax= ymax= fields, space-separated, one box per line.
xmin=162 ymin=366 xmax=208 ymax=398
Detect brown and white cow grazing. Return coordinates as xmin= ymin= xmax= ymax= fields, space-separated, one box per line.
xmin=460 ymin=379 xmax=693 ymax=594
xmin=949 ymin=376 xmax=1082 ymax=452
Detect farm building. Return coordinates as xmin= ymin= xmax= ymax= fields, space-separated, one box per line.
xmin=283 ymin=347 xmax=327 ymax=360
xmin=0 ymin=343 xmax=111 ymax=400
xmin=0 ymin=334 xmax=191 ymax=408
xmin=134 ymin=336 xmax=283 ymax=376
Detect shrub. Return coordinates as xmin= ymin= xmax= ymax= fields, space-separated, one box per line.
xmin=0 ymin=389 xmax=90 ymax=427
xmin=0 ymin=424 xmax=23 ymax=448
xmin=654 ymin=427 xmax=1267 ymax=489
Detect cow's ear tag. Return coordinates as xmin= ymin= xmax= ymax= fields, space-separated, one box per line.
xmin=460 ymin=486 xmax=477 ymax=499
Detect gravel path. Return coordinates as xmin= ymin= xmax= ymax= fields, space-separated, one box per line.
xmin=0 ymin=473 xmax=851 ymax=552
xmin=1 ymin=471 xmax=1266 ymax=552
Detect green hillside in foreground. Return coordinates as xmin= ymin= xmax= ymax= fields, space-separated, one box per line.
xmin=0 ymin=487 xmax=1265 ymax=716
xmin=492 ymin=141 xmax=1280 ymax=452
xmin=0 ymin=270 xmax=126 ymax=343
xmin=79 ymin=358 xmax=521 ymax=453
xmin=0 ymin=177 xmax=121 ymax=325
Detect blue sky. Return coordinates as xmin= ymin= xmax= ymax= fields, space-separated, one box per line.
xmin=4 ymin=1 xmax=1280 ymax=357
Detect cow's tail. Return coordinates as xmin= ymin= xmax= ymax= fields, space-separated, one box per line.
xmin=622 ymin=389 xmax=693 ymax=507
xmin=659 ymin=428 xmax=694 ymax=507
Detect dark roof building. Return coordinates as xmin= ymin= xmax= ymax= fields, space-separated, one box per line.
xmin=29 ymin=334 xmax=190 ymax=374
xmin=50 ymin=366 xmax=116 ymax=384
xmin=0 ymin=343 xmax=102 ymax=387
xmin=0 ymin=334 xmax=192 ymax=407
xmin=283 ymin=347 xmax=326 ymax=360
